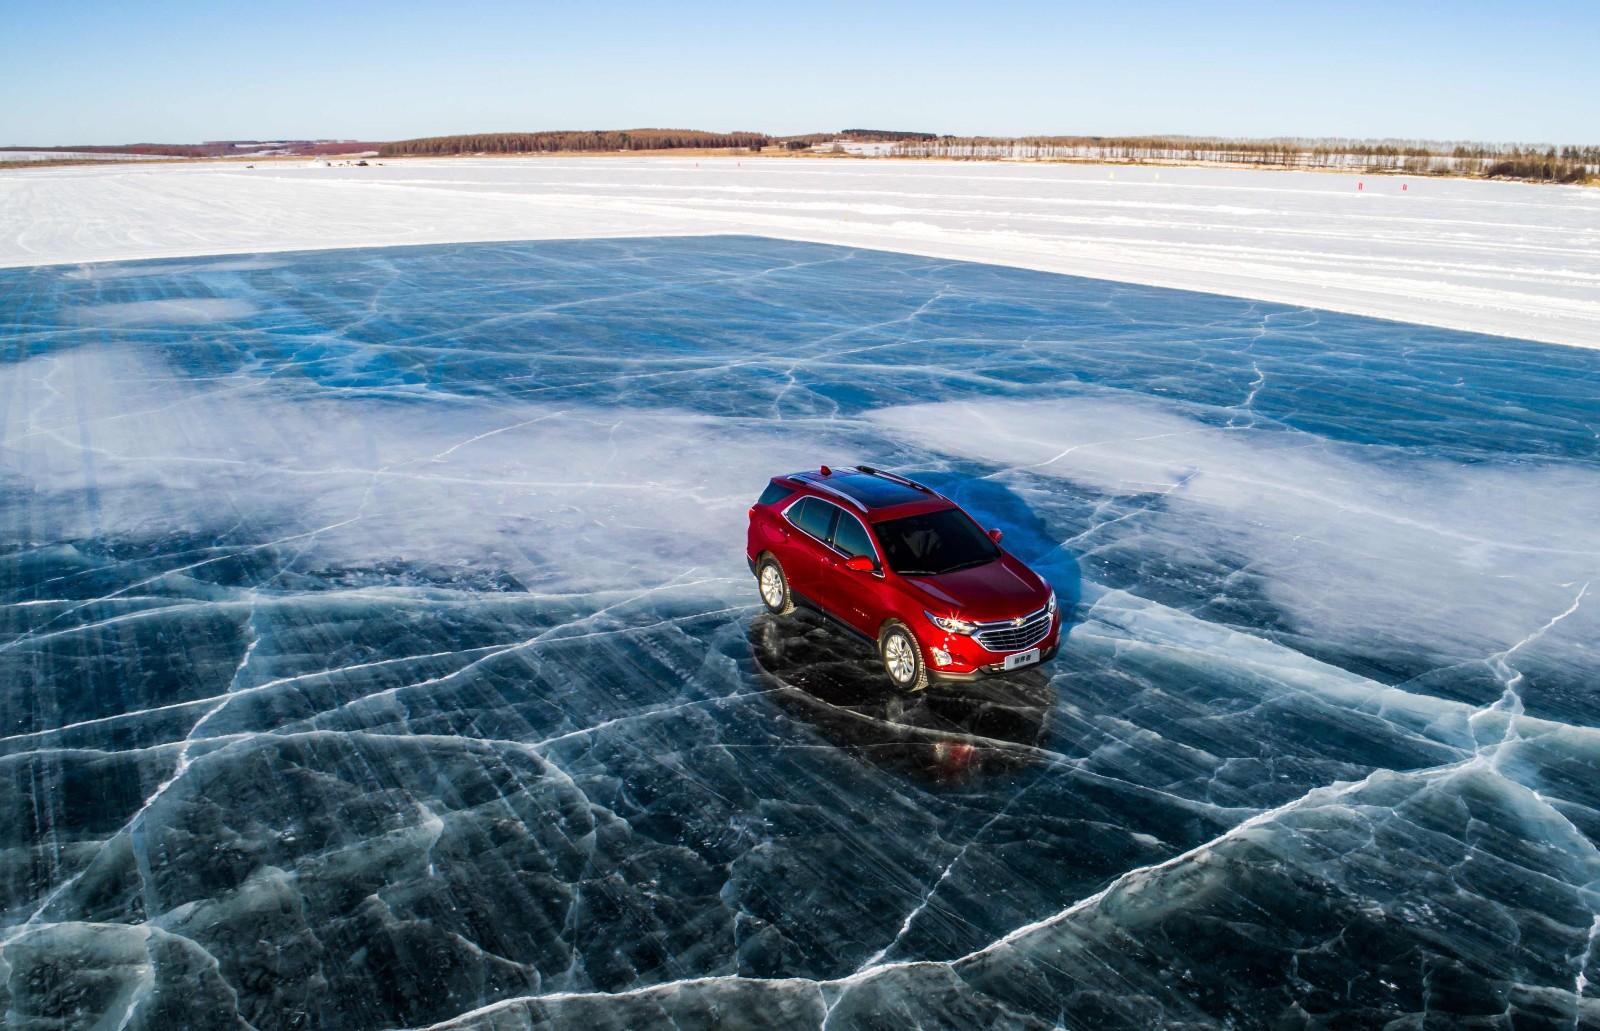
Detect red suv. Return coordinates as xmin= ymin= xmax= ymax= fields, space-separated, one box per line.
xmin=747 ymin=466 xmax=1060 ymax=690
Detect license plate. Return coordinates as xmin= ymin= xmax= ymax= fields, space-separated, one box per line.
xmin=1003 ymin=648 xmax=1040 ymax=671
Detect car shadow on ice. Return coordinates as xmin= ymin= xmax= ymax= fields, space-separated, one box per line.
xmin=747 ymin=612 xmax=1056 ymax=782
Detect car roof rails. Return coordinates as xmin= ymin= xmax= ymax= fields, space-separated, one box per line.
xmin=854 ymin=465 xmax=936 ymax=495
xmin=808 ymin=480 xmax=871 ymax=512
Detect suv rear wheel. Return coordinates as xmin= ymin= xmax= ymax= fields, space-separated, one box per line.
xmin=756 ymin=556 xmax=794 ymax=615
xmin=879 ymin=621 xmax=928 ymax=692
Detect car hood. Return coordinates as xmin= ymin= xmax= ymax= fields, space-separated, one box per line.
xmin=903 ymin=553 xmax=1049 ymax=621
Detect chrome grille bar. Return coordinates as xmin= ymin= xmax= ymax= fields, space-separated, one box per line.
xmin=972 ymin=603 xmax=1053 ymax=653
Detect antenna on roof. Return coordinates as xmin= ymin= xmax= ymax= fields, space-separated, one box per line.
xmin=819 ymin=465 xmax=832 ymax=476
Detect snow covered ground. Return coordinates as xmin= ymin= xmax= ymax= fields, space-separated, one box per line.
xmin=2 ymin=156 xmax=1597 ymax=348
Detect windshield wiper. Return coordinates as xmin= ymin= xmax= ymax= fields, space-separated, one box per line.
xmin=898 ymin=557 xmax=992 ymax=577
xmin=936 ymin=557 xmax=995 ymax=575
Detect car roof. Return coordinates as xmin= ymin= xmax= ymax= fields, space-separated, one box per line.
xmin=780 ymin=466 xmax=955 ymax=519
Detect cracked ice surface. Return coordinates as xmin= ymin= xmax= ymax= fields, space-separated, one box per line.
xmin=1 ymin=236 xmax=1598 ymax=1029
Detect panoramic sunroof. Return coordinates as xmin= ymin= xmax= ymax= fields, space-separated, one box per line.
xmin=817 ymin=470 xmax=929 ymax=507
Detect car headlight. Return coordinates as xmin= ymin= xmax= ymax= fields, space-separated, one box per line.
xmin=1046 ymin=590 xmax=1057 ymax=616
xmin=924 ymin=610 xmax=976 ymax=635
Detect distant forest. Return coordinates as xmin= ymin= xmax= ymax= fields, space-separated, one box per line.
xmin=8 ymin=129 xmax=1593 ymax=184
xmin=775 ymin=129 xmax=937 ymax=149
xmin=0 ymin=141 xmax=380 ymax=158
xmin=378 ymin=128 xmax=939 ymax=156
xmin=378 ymin=130 xmax=770 ymax=156
xmin=839 ymin=129 xmax=938 ymax=141
xmin=890 ymin=135 xmax=1599 ymax=182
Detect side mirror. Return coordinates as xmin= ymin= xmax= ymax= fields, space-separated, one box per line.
xmin=844 ymin=555 xmax=877 ymax=573
xmin=988 ymin=528 xmax=1004 ymax=543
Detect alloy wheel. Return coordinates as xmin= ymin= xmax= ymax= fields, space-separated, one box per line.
xmin=759 ymin=565 xmax=784 ymax=608
xmin=885 ymin=632 xmax=916 ymax=684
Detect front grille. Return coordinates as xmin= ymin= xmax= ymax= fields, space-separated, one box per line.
xmin=973 ymin=604 xmax=1052 ymax=653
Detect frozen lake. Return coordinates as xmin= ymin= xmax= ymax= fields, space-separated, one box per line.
xmin=2 ymin=237 xmax=1598 ymax=1028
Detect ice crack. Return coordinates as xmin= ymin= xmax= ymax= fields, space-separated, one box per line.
xmin=1473 ymin=581 xmax=1589 ymax=766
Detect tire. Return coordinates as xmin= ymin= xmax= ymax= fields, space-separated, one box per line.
xmin=756 ymin=556 xmax=794 ymax=615
xmin=879 ymin=620 xmax=929 ymax=692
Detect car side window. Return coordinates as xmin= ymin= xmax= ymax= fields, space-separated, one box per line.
xmin=831 ymin=512 xmax=876 ymax=563
xmin=788 ymin=497 xmax=839 ymax=543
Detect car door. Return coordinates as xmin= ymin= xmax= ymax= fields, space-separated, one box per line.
xmin=817 ymin=508 xmax=883 ymax=636
xmin=780 ymin=496 xmax=840 ymax=606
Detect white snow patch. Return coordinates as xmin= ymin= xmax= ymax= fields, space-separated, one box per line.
xmin=0 ymin=347 xmax=824 ymax=594
xmin=2 ymin=158 xmax=1597 ymax=349
xmin=63 ymin=258 xmax=286 ymax=280
xmin=66 ymin=298 xmax=259 ymax=325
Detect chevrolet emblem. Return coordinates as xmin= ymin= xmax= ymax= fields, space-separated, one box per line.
xmin=1011 ymin=616 xmax=1025 ymax=627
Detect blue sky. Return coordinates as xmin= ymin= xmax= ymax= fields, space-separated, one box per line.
xmin=4 ymin=1 xmax=1597 ymax=145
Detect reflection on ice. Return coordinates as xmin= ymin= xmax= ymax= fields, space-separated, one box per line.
xmin=748 ymin=612 xmax=1053 ymax=781
xmin=1 ymin=236 xmax=1597 ymax=1028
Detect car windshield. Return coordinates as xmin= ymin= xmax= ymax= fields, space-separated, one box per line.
xmin=873 ymin=507 xmax=999 ymax=576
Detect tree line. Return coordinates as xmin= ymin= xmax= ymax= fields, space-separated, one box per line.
xmin=888 ymin=135 xmax=1597 ymax=182
xmin=837 ymin=129 xmax=937 ymax=141
xmin=775 ymin=129 xmax=938 ymax=150
xmin=13 ymin=130 xmax=1591 ymax=183
xmin=0 ymin=141 xmax=387 ymax=158
xmin=378 ymin=130 xmax=771 ymax=156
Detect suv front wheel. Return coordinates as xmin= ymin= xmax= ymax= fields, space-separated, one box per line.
xmin=879 ymin=621 xmax=929 ymax=692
